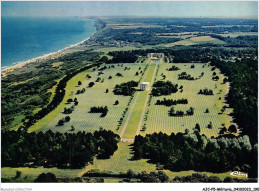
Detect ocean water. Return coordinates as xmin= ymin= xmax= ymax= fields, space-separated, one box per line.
xmin=1 ymin=17 xmax=96 ymax=69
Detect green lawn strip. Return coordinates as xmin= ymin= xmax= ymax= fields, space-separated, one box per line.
xmin=123 ymin=91 xmax=148 ymax=138
xmin=123 ymin=62 xmax=157 ymax=138
xmin=28 ymin=69 xmax=94 ymax=133
xmin=117 ymin=64 xmax=149 ymax=134
xmin=144 ymin=63 xmax=156 ymax=82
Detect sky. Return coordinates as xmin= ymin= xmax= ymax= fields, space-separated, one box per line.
xmin=1 ymin=1 xmax=258 ymax=18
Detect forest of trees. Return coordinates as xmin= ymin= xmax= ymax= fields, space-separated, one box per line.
xmin=211 ymin=58 xmax=257 ymax=145
xmin=89 ymin=106 xmax=109 ymax=117
xmin=151 ymin=81 xmax=178 ymax=96
xmin=2 ymin=129 xmax=120 ymax=169
xmin=169 ymin=106 xmax=194 ymax=117
xmin=106 ymin=51 xmax=138 ymax=63
xmin=198 ymin=88 xmax=214 ymax=95
xmin=155 ymin=98 xmax=188 ymax=106
xmin=133 ymin=132 xmax=258 ymax=178
xmin=167 ymin=65 xmax=180 ymax=71
xmin=113 ymin=81 xmax=138 ymax=96
xmin=178 ymin=72 xmax=197 ymax=80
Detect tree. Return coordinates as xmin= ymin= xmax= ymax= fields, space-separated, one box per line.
xmin=169 ymin=107 xmax=175 ymax=116
xmin=15 ymin=171 xmax=22 ymax=179
xmin=106 ymin=89 xmax=109 ymax=93
xmin=88 ymin=82 xmax=95 ymax=87
xmin=185 ymin=129 xmax=190 ymax=135
xmin=136 ymin=71 xmax=139 ymax=76
xmin=86 ymin=74 xmax=91 ymax=79
xmin=67 ymin=98 xmax=73 ymax=103
xmin=78 ymin=81 xmax=82 ymax=86
xmin=223 ymin=77 xmax=228 ymax=84
xmin=58 ymin=119 xmax=65 ymax=126
xmin=228 ymin=125 xmax=237 ymax=133
xmin=108 ymin=76 xmax=112 ymax=79
xmin=34 ymin=173 xmax=57 ymax=183
xmin=71 ymin=125 xmax=75 ymax=131
xmin=205 ymin=108 xmax=209 ymax=113
xmin=99 ymin=56 xmax=108 ymax=63
xmin=195 ymin=123 xmax=200 ymax=133
xmin=114 ymin=100 xmax=119 ymax=105
xmin=65 ymin=116 xmax=71 ymax=122
xmin=186 ymin=107 xmax=194 ymax=116
xmin=207 ymin=121 xmax=212 ymax=129
xmin=127 ymin=169 xmax=134 ymax=178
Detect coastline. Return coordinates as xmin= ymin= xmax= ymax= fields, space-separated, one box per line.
xmin=1 ymin=37 xmax=91 ymax=77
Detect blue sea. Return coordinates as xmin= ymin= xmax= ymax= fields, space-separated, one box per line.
xmin=1 ymin=17 xmax=96 ymax=69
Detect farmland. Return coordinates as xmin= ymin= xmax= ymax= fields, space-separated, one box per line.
xmin=162 ymin=36 xmax=226 ymax=47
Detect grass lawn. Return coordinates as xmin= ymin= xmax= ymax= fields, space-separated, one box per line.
xmin=31 ymin=63 xmax=147 ymax=134
xmin=141 ymin=63 xmax=233 ymax=138
xmin=123 ymin=91 xmax=148 ymax=138
xmin=143 ymin=63 xmax=157 ymax=82
xmin=78 ymin=142 xmax=157 ymax=175
xmin=28 ymin=68 xmax=94 ymax=132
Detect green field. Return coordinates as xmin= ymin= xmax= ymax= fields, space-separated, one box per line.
xmin=162 ymin=36 xmax=226 ymax=47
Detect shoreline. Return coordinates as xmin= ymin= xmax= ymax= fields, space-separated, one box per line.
xmin=1 ymin=37 xmax=91 ymax=76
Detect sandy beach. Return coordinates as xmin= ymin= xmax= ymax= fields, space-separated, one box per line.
xmin=1 ymin=37 xmax=91 ymax=77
